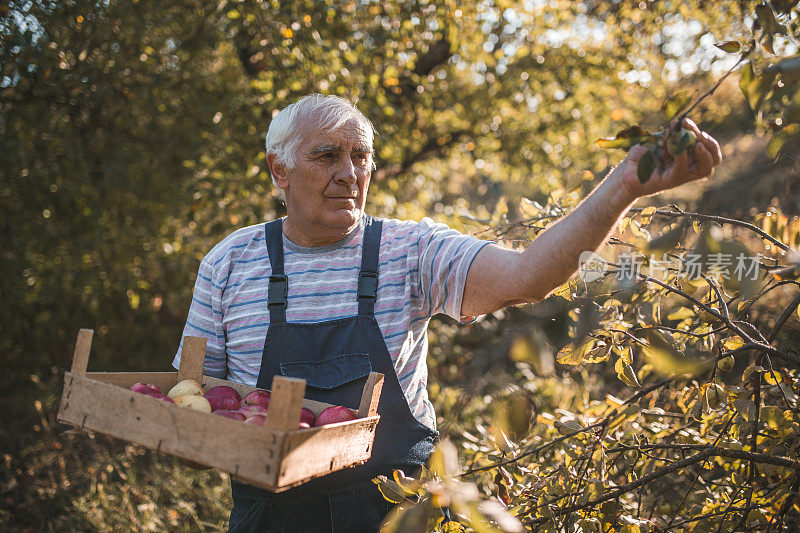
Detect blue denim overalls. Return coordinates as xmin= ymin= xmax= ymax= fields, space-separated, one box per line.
xmin=228 ymin=216 xmax=438 ymax=532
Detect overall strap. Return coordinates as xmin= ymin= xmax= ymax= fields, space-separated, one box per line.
xmin=358 ymin=216 xmax=382 ymax=316
xmin=265 ymin=219 xmax=287 ymax=324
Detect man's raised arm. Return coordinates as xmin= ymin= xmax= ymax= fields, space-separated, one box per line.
xmin=460 ymin=118 xmax=722 ymax=318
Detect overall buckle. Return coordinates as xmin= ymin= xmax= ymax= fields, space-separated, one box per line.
xmin=268 ymin=274 xmax=288 ymax=306
xmin=357 ymin=271 xmax=378 ymax=299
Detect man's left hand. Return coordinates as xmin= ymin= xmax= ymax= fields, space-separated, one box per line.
xmin=613 ymin=117 xmax=723 ymax=202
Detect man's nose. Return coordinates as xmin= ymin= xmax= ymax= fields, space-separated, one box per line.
xmin=333 ymin=156 xmax=358 ymax=185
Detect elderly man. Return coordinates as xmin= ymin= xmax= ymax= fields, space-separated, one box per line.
xmin=173 ymin=94 xmax=721 ymax=532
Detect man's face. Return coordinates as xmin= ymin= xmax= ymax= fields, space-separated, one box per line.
xmin=277 ymin=117 xmax=373 ymax=239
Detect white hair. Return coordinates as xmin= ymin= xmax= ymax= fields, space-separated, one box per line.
xmin=265 ymin=94 xmax=375 ymax=197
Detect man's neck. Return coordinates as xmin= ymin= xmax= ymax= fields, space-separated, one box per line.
xmin=282 ymin=216 xmax=361 ymax=247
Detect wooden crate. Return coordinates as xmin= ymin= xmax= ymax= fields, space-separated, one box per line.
xmin=57 ymin=329 xmax=383 ymax=492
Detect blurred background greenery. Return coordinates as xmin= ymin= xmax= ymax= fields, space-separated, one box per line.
xmin=2 ymin=0 xmax=799 ymax=530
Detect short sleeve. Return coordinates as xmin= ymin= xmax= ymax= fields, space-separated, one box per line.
xmin=172 ymin=258 xmax=228 ymax=378
xmin=416 ymin=217 xmax=492 ymax=322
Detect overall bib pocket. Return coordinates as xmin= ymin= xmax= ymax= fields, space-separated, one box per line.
xmin=279 ymin=354 xmax=372 ymax=390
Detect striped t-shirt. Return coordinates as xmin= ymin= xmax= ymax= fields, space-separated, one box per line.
xmin=172 ymin=215 xmax=491 ymax=429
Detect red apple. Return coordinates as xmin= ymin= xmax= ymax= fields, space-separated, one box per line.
xmin=152 ymin=393 xmax=174 ymax=403
xmin=314 ymin=406 xmax=357 ymax=427
xmin=244 ymin=414 xmax=266 ymax=426
xmin=205 ymin=385 xmax=241 ymax=402
xmin=130 ymin=382 xmax=161 ymax=395
xmin=206 ymin=395 xmax=241 ymax=412
xmin=300 ymin=407 xmax=316 ymax=426
xmin=213 ymin=409 xmax=246 ymax=421
xmin=243 ymin=389 xmax=271 ymax=409
xmin=237 ymin=405 xmax=268 ymax=416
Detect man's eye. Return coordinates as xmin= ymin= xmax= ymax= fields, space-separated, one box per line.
xmin=320 ymin=153 xmax=336 ymax=160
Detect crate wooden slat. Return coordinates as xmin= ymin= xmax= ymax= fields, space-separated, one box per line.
xmin=57 ymin=330 xmax=381 ymax=492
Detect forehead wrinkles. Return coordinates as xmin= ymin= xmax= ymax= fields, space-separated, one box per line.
xmin=304 ymin=119 xmax=372 ymax=154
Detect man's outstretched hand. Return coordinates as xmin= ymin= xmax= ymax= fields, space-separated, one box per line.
xmin=613 ymin=118 xmax=723 ymax=202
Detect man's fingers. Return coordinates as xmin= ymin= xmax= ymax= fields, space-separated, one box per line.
xmin=681 ymin=117 xmax=722 ymax=166
xmin=699 ymin=131 xmax=722 ymax=166
xmin=672 ymin=149 xmax=689 ymax=182
xmin=681 ymin=117 xmax=700 ymax=135
xmin=690 ymin=142 xmax=714 ymax=179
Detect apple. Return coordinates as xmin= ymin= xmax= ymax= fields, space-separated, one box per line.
xmin=237 ymin=405 xmax=268 ymax=416
xmin=298 ymin=421 xmax=311 ymax=429
xmin=244 ymin=414 xmax=266 ymax=426
xmin=300 ymin=407 xmax=316 ymax=426
xmin=243 ymin=389 xmax=271 ymax=409
xmin=206 ymin=395 xmax=241 ymax=412
xmin=173 ymin=394 xmax=212 ymax=413
xmin=152 ymin=393 xmax=175 ymax=403
xmin=168 ymin=379 xmax=204 ymax=399
xmin=213 ymin=409 xmax=246 ymax=421
xmin=130 ymin=382 xmax=161 ymax=395
xmin=205 ymin=385 xmax=241 ymax=402
xmin=314 ymin=406 xmax=357 ymax=426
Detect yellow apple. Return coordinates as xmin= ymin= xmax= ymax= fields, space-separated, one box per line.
xmin=173 ymin=394 xmax=212 ymax=413
xmin=167 ymin=379 xmax=204 ymax=399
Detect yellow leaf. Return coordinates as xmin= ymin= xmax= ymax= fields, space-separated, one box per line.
xmin=429 ymin=440 xmax=460 ymax=478
xmin=372 ymin=475 xmax=407 ymax=504
xmin=587 ymin=343 xmax=613 ymax=364
xmin=722 ymin=337 xmax=745 ymax=351
xmin=667 ymin=307 xmax=695 ymax=320
xmin=615 ymin=357 xmax=640 ymax=388
xmin=619 ymin=217 xmax=630 ymax=235
xmin=761 ymin=406 xmax=792 ymax=432
xmin=556 ymin=338 xmax=595 ymax=366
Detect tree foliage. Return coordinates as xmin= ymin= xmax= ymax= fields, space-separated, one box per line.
xmin=1 ymin=0 xmax=799 ymax=531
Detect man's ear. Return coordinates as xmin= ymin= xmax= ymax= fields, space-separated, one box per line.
xmin=266 ymin=152 xmax=290 ymax=190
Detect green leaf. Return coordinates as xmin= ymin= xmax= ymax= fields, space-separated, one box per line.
xmin=661 ymin=91 xmax=692 ymax=120
xmin=666 ymin=129 xmax=697 ymax=157
xmin=747 ymin=72 xmax=775 ymax=113
xmin=554 ymin=418 xmax=584 ymax=435
xmin=715 ymin=41 xmax=741 ymax=53
xmin=784 ymin=90 xmax=800 ymax=123
xmin=739 ymin=62 xmax=754 ymax=97
xmin=641 ymin=329 xmax=709 ymax=377
xmin=637 ymin=148 xmax=656 ymax=184
xmin=755 ymin=2 xmax=786 ymax=35
xmin=380 ymin=501 xmax=432 ymax=533
xmin=768 ymin=55 xmax=800 ymax=82
xmin=772 ymin=0 xmax=799 ymax=14
xmin=595 ymin=125 xmax=658 ymax=150
xmin=646 ymin=222 xmax=686 ymax=253
xmin=767 ymin=124 xmax=800 ymax=158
